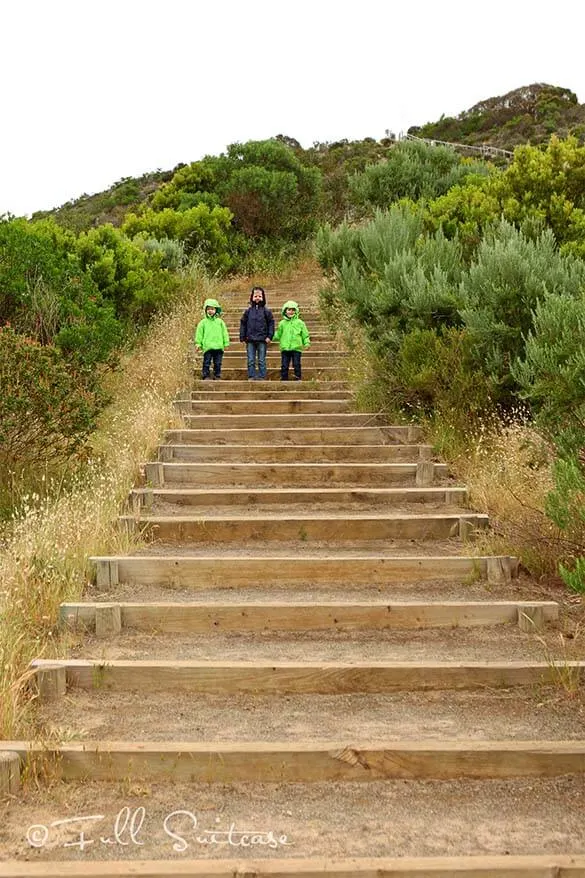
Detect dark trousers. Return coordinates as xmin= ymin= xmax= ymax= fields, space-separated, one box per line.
xmin=280 ymin=349 xmax=302 ymax=380
xmin=202 ymin=349 xmax=223 ymax=379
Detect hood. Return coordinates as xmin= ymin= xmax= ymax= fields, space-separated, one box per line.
xmin=203 ymin=297 xmax=222 ymax=316
xmin=249 ymin=286 xmax=266 ymax=305
xmin=281 ymin=300 xmax=299 ymax=318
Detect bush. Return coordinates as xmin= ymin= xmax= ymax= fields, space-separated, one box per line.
xmin=0 ymin=327 xmax=102 ymax=501
xmin=122 ymin=205 xmax=233 ymax=274
xmin=348 ymin=139 xmax=490 ymax=212
xmin=0 ymin=216 xmax=124 ymax=366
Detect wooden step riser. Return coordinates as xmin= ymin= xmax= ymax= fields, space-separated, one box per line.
xmin=216 ymin=361 xmax=349 ymax=372
xmin=132 ymin=487 xmax=468 ymax=508
xmin=189 ymin=390 xmax=353 ymax=400
xmin=91 ymin=556 xmax=517 ymax=587
xmin=191 ymin=380 xmax=350 ymax=391
xmin=123 ymin=515 xmax=487 ymax=543
xmin=61 ymin=601 xmax=558 ymax=634
xmin=145 ymin=463 xmax=448 ymax=488
xmin=182 ymin=414 xmax=392 ymax=429
xmin=165 ymin=427 xmax=421 ymax=445
xmin=176 ymin=401 xmax=353 ymax=415
xmin=32 ymin=658 xmax=583 ymax=696
xmin=158 ymin=445 xmax=433 ymax=463
xmin=13 ymin=738 xmax=585 ymax=782
xmin=203 ymin=369 xmax=346 ymax=381
xmin=221 ymin=350 xmax=346 ymax=358
xmin=4 ymin=855 xmax=585 ymax=878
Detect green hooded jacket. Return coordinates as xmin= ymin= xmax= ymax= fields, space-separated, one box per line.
xmin=272 ymin=301 xmax=310 ymax=352
xmin=195 ymin=298 xmax=230 ymax=351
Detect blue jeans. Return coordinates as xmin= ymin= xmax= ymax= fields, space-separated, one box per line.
xmin=246 ymin=340 xmax=267 ymax=378
xmin=280 ymin=350 xmax=302 ymax=380
xmin=202 ymin=349 xmax=223 ymax=379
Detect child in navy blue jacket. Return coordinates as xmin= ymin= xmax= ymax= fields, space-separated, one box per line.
xmin=239 ymin=286 xmax=275 ymax=380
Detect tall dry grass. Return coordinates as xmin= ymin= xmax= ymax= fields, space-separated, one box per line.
xmin=0 ymin=265 xmax=216 ymax=739
xmin=429 ymin=416 xmax=569 ymax=580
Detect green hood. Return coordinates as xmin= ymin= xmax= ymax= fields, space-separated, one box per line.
xmin=281 ymin=300 xmax=299 ymax=318
xmin=203 ymin=298 xmax=222 ymax=316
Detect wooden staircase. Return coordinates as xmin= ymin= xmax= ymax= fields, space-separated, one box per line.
xmin=2 ymin=293 xmax=585 ymax=874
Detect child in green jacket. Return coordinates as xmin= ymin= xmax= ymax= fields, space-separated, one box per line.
xmin=272 ymin=300 xmax=310 ymax=381
xmin=195 ymin=298 xmax=230 ymax=380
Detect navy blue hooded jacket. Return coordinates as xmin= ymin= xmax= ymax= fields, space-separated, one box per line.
xmin=239 ymin=289 xmax=275 ymax=342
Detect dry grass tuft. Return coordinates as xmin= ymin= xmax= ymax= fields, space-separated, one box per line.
xmin=442 ymin=418 xmax=567 ymax=579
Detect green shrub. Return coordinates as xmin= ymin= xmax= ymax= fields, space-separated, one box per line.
xmin=348 ymin=139 xmax=490 ymax=212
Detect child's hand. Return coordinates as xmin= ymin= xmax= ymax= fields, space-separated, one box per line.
xmin=265 ymin=337 xmax=271 ymax=343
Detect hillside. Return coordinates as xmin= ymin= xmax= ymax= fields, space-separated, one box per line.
xmin=410 ymin=83 xmax=585 ymax=150
xmin=31 ymin=83 xmax=585 ymax=233
xmin=31 ymin=168 xmax=174 ymax=233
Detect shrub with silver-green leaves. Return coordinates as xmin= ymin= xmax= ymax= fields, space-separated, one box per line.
xmin=514 ymin=291 xmax=585 ymax=589
xmin=348 ymin=139 xmax=490 ymax=212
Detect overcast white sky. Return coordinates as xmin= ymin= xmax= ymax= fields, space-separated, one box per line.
xmin=2 ymin=0 xmax=584 ymax=218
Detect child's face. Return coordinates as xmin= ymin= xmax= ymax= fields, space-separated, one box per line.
xmin=285 ymin=308 xmax=295 ymax=317
xmin=206 ymin=307 xmax=216 ymax=317
xmin=252 ymin=291 xmax=263 ymax=303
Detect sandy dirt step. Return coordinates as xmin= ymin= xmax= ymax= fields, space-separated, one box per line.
xmin=58 ymin=623 xmax=581 ymax=664
xmin=34 ymin=686 xmax=585 ymax=743
xmin=163 ymin=426 xmax=421 ymax=445
xmin=122 ymin=513 xmax=487 ymax=543
xmin=156 ymin=444 xmax=433 ymax=463
xmin=141 ymin=501 xmax=470 ymax=518
xmin=2 ymin=777 xmax=585 ymax=862
xmin=87 ymin=576 xmax=547 ymax=606
xmin=132 ymin=487 xmax=467 ymax=509
xmin=60 ymin=598 xmax=558 ymax=634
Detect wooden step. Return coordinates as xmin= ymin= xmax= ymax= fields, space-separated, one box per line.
xmin=31 ymin=657 xmax=585 ymax=696
xmin=60 ymin=599 xmax=558 ymax=634
xmin=191 ymin=379 xmax=350 ymax=391
xmin=121 ymin=512 xmax=488 ymax=542
xmin=181 ymin=413 xmax=387 ymax=429
xmin=131 ymin=485 xmax=467 ymax=507
xmin=4 ymin=856 xmax=585 ymax=878
xmin=164 ymin=426 xmax=422 ymax=445
xmin=143 ymin=461 xmax=448 ymax=487
xmin=157 ymin=444 xmax=433 ymax=463
xmin=9 ymin=736 xmax=585 ymax=782
xmin=90 ymin=554 xmax=518 ymax=588
xmin=208 ymin=368 xmax=346 ymax=381
xmin=175 ymin=399 xmax=353 ymax=414
xmin=221 ymin=349 xmax=346 ymax=358
xmin=189 ymin=392 xmax=353 ymax=402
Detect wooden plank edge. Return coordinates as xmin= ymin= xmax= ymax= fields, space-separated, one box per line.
xmin=2 ymin=854 xmax=585 ymax=877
